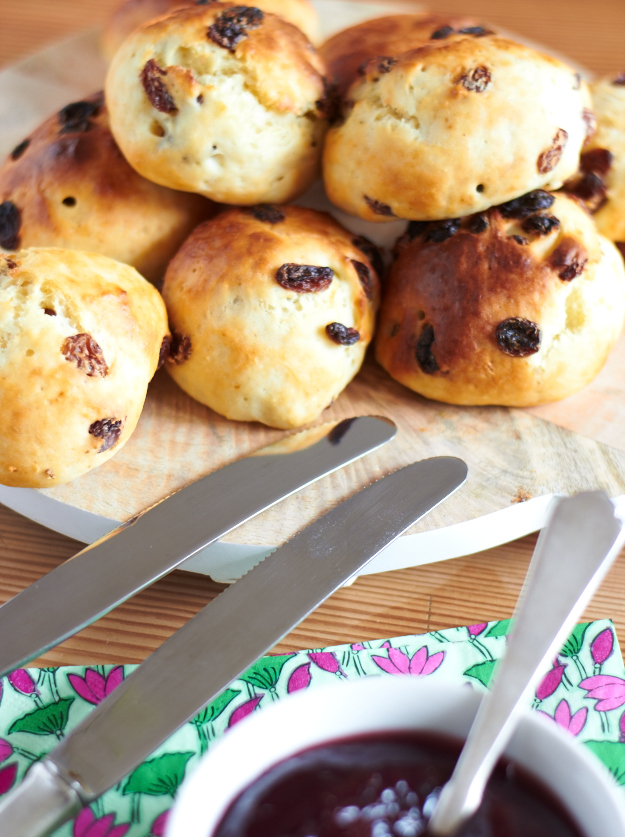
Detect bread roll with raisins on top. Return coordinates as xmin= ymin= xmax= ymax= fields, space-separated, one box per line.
xmin=101 ymin=0 xmax=321 ymax=60
xmin=0 ymin=93 xmax=216 ymax=285
xmin=162 ymin=205 xmax=381 ymax=429
xmin=105 ymin=4 xmax=330 ymax=205
xmin=320 ymin=14 xmax=491 ymax=99
xmin=324 ymin=34 xmax=593 ymax=223
xmin=0 ymin=249 xmax=169 ymax=488
xmin=375 ymin=192 xmax=625 ymax=406
xmin=564 ymin=72 xmax=625 ymax=256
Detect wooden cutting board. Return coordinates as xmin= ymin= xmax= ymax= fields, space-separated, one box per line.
xmin=2 ymin=2 xmax=625 ymax=555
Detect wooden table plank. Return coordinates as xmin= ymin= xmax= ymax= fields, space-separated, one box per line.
xmin=1 ymin=0 xmax=625 ymax=665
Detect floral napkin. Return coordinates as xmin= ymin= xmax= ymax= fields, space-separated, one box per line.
xmin=1 ymin=618 xmax=624 ymax=837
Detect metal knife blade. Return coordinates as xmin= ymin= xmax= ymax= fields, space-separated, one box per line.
xmin=0 ymin=455 xmax=468 ymax=837
xmin=0 ymin=415 xmax=396 ymax=678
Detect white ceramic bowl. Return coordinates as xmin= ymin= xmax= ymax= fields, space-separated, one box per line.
xmin=166 ymin=677 xmax=625 ymax=837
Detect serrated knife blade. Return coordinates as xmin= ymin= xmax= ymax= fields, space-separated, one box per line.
xmin=0 ymin=455 xmax=467 ymax=837
xmin=0 ymin=415 xmax=396 ymax=677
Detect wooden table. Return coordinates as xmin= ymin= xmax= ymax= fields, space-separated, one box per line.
xmin=1 ymin=0 xmax=625 ymax=667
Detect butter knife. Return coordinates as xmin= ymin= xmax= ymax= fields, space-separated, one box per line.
xmin=0 ymin=454 xmax=468 ymax=836
xmin=0 ymin=415 xmax=396 ymax=677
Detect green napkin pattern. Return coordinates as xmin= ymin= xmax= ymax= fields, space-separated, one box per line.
xmin=0 ymin=619 xmax=624 ymax=836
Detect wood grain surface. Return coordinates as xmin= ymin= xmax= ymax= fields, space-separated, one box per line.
xmin=1 ymin=0 xmax=625 ymax=666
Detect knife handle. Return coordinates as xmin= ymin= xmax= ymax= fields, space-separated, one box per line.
xmin=0 ymin=761 xmax=82 ymax=836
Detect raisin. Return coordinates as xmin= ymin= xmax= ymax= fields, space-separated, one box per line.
xmin=496 ymin=318 xmax=540 ymax=356
xmin=276 ymin=264 xmax=333 ymax=293
xmin=498 ymin=190 xmax=555 ymax=219
xmin=157 ymin=335 xmax=172 ymax=369
xmin=550 ymin=238 xmax=588 ymax=281
xmin=316 ymin=78 xmax=340 ymax=122
xmin=458 ymin=26 xmax=493 ymax=36
xmin=537 ymin=128 xmax=568 ymax=174
xmin=169 ymin=332 xmax=192 ymax=364
xmin=44 ymin=308 xmax=56 ymax=316
xmin=249 ymin=205 xmax=285 ymax=223
xmin=89 ymin=418 xmax=123 ymax=453
xmin=580 ymin=148 xmax=613 ymax=176
xmin=208 ymin=6 xmax=263 ymax=52
xmin=0 ymin=201 xmax=21 ymax=250
xmin=405 ymin=221 xmax=429 ymax=240
xmin=350 ymin=259 xmax=373 ymax=299
xmin=426 ymin=219 xmax=460 ymax=243
xmin=141 ymin=59 xmax=177 ymax=114
xmin=510 ymin=235 xmax=529 ymax=245
xmin=571 ymin=171 xmax=608 ymax=212
xmin=61 ymin=334 xmax=109 ymax=377
xmin=326 ymin=322 xmax=360 ymax=345
xmin=58 ymin=96 xmax=103 ymax=134
xmin=468 ymin=214 xmax=488 ymax=233
xmin=352 ymin=235 xmax=384 ymax=278
xmin=460 ymin=66 xmax=491 ymax=92
xmin=612 ymin=72 xmax=625 ymax=86
xmin=416 ymin=324 xmax=439 ymax=374
xmin=11 ymin=139 xmax=29 ymax=160
xmin=373 ymin=55 xmax=397 ymax=74
xmin=364 ymin=196 xmax=394 ymax=217
xmin=522 ymin=214 xmax=560 ymax=235
xmin=582 ymin=108 xmax=597 ymax=145
xmin=4 ymin=257 xmax=17 ymax=270
xmin=430 ymin=25 xmax=454 ymax=39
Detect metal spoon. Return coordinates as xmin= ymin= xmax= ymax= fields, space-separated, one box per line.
xmin=428 ymin=491 xmax=625 ymax=835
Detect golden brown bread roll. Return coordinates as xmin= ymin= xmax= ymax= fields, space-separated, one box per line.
xmin=0 ymin=249 xmax=169 ymax=488
xmin=105 ymin=4 xmax=330 ymax=205
xmin=564 ymin=73 xmax=625 ymax=256
xmin=319 ymin=14 xmax=490 ymax=99
xmin=162 ymin=205 xmax=381 ymax=428
xmin=101 ymin=0 xmax=321 ymax=60
xmin=0 ymin=93 xmax=216 ymax=285
xmin=375 ymin=192 xmax=625 ymax=406
xmin=323 ymin=34 xmax=593 ymax=223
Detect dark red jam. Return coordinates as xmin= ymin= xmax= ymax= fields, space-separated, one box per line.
xmin=213 ymin=732 xmax=583 ymax=837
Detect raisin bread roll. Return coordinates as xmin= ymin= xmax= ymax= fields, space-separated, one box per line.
xmin=375 ymin=192 xmax=625 ymax=406
xmin=565 ymin=73 xmax=625 ymax=255
xmin=0 ymin=249 xmax=169 ymax=487
xmin=162 ymin=205 xmax=380 ymax=429
xmin=101 ymin=0 xmax=321 ymax=60
xmin=320 ymin=14 xmax=489 ymax=99
xmin=0 ymin=93 xmax=216 ymax=285
xmin=324 ymin=34 xmax=593 ymax=223
xmin=105 ymin=4 xmax=329 ymax=205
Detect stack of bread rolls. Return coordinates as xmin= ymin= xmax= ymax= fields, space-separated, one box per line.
xmin=1 ymin=2 xmax=624 ymax=487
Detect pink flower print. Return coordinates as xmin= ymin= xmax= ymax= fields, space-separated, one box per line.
xmin=73 ymin=808 xmax=130 ymax=837
xmin=0 ymin=740 xmax=13 ymax=764
xmin=0 ymin=763 xmax=17 ymax=795
xmin=538 ymin=699 xmax=587 ymax=736
xmin=68 ymin=667 xmax=124 ymax=705
xmin=8 ymin=669 xmax=37 ymax=696
xmin=619 ymin=710 xmax=625 ymax=743
xmin=228 ymin=695 xmax=263 ymax=727
xmin=151 ymin=810 xmax=170 ymax=837
xmin=580 ymin=675 xmax=625 ymax=712
xmin=467 ymin=623 xmax=488 ymax=637
xmin=373 ymin=645 xmax=445 ymax=677
xmin=287 ymin=663 xmax=311 ymax=693
xmin=591 ymin=628 xmax=614 ymax=670
xmin=351 ymin=643 xmax=365 ymax=651
xmin=535 ymin=664 xmax=566 ymax=701
xmin=308 ymin=652 xmax=344 ymax=676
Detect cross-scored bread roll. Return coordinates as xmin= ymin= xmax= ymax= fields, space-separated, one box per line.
xmin=162 ymin=205 xmax=381 ymax=428
xmin=0 ymin=249 xmax=169 ymax=487
xmin=375 ymin=192 xmax=625 ymax=406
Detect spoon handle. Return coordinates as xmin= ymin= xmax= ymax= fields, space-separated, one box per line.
xmin=428 ymin=491 xmax=625 ymax=835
